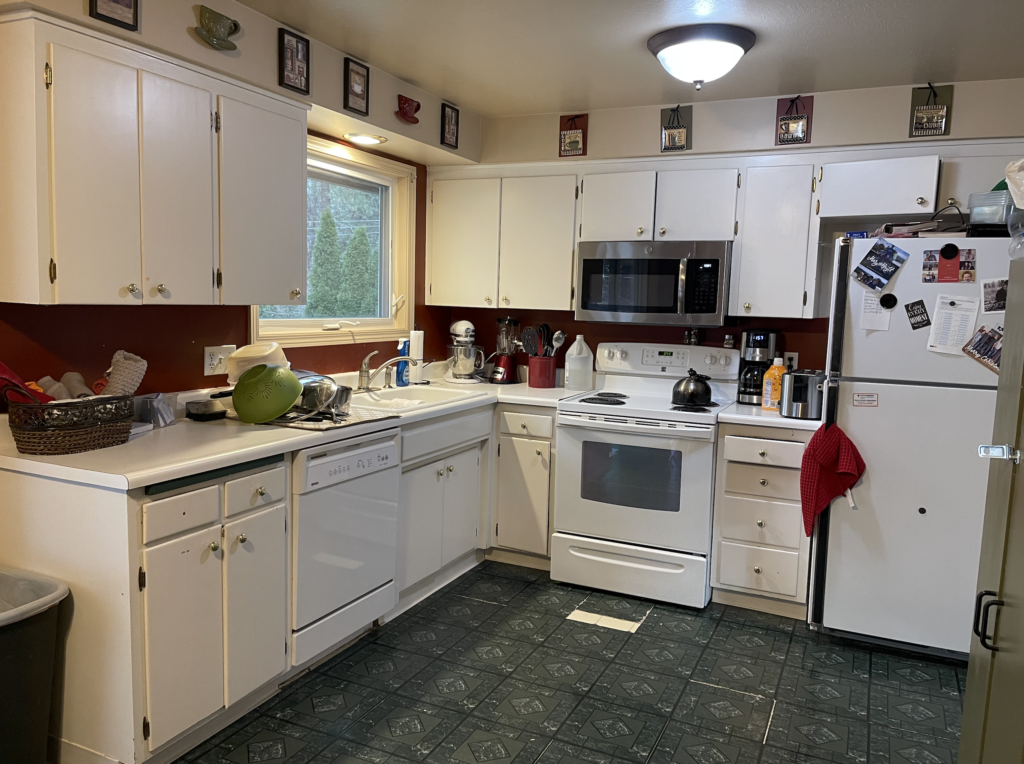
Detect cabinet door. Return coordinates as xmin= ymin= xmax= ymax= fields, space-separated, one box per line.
xmin=732 ymin=165 xmax=814 ymax=318
xmin=579 ymin=171 xmax=656 ymax=242
xmin=218 ymin=95 xmax=306 ymax=306
xmin=496 ymin=436 xmax=550 ymax=556
xmin=818 ymin=155 xmax=939 ymax=217
xmin=49 ymin=44 xmax=141 ymax=304
xmin=441 ymin=447 xmax=481 ymax=566
xmin=939 ymin=154 xmax=1024 ymax=210
xmin=655 ymin=169 xmax=738 ymax=241
xmin=224 ymin=505 xmax=287 ymax=706
xmin=142 ymin=526 xmax=224 ymax=750
xmin=140 ymin=72 xmax=216 ymax=304
xmin=397 ymin=460 xmax=444 ymax=590
xmin=429 ymin=178 xmax=501 ymax=308
xmin=498 ymin=175 xmax=577 ymax=310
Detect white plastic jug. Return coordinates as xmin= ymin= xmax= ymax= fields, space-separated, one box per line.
xmin=564 ymin=335 xmax=595 ymax=391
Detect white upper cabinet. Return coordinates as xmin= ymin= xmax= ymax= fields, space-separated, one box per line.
xmin=655 ymin=168 xmax=738 ymax=241
xmin=579 ymin=171 xmax=656 ymax=241
xmin=429 ymin=178 xmax=501 ymax=308
xmin=218 ymin=96 xmax=307 ymax=307
xmin=49 ymin=44 xmax=141 ymax=304
xmin=732 ymin=165 xmax=814 ymax=319
xmin=818 ymin=155 xmax=940 ymax=217
xmin=140 ymin=72 xmax=216 ymax=304
xmin=498 ymin=175 xmax=577 ymax=310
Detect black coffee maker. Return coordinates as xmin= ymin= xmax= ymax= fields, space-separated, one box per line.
xmin=737 ymin=330 xmax=778 ymax=405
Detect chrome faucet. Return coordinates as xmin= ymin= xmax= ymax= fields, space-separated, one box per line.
xmin=357 ymin=350 xmax=418 ymax=392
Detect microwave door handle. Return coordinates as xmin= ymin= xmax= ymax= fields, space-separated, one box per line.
xmin=678 ymin=257 xmax=687 ymax=316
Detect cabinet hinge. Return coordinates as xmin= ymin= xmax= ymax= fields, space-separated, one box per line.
xmin=811 ymin=177 xmax=816 ymax=192
xmin=580 ymin=178 xmax=583 ymax=192
xmin=497 ymin=443 xmax=501 ymax=457
xmin=575 ymin=185 xmax=579 ymax=200
xmin=429 ymin=283 xmax=432 ymax=296
xmin=579 ymin=224 xmax=582 ymax=238
xmin=142 ymin=717 xmax=150 ymax=740
xmin=216 ymin=268 xmax=223 ymax=288
xmin=285 ymin=640 xmax=289 ymax=654
xmin=48 ymin=259 xmax=57 ymax=284
xmin=818 ymin=167 xmax=823 ymax=182
xmin=737 ymin=173 xmax=741 ymax=189
xmin=214 ymin=111 xmax=221 ymax=133
xmin=44 ymin=62 xmax=52 ymax=89
xmin=571 ymin=286 xmax=575 ymax=300
xmin=815 ymin=199 xmax=820 ymax=215
xmin=803 ymin=290 xmax=808 ymax=306
xmin=430 ymin=190 xmax=433 ymax=203
xmin=734 ymin=221 xmax=739 ymax=235
xmin=138 ymin=567 xmax=146 ymax=591
xmin=495 ymin=523 xmax=499 ymax=536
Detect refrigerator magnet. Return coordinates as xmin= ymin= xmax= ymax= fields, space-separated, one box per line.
xmin=853 ymin=238 xmax=911 ymax=292
xmin=905 ymin=299 xmax=931 ymax=330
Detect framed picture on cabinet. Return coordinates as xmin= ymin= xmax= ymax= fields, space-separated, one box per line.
xmin=278 ymin=29 xmax=310 ymax=96
xmin=89 ymin=0 xmax=139 ymax=32
xmin=344 ymin=57 xmax=370 ymax=116
xmin=441 ymin=103 xmax=460 ymax=149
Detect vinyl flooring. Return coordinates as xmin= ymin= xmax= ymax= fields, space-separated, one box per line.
xmin=174 ymin=561 xmax=968 ymax=764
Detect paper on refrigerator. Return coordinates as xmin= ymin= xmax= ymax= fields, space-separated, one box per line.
xmin=859 ymin=292 xmax=891 ymax=331
xmin=926 ymin=293 xmax=979 ymax=355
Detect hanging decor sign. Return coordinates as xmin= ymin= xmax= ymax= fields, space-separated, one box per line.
xmin=775 ymin=95 xmax=813 ymax=146
xmin=660 ymin=104 xmax=692 ymax=152
xmin=559 ymin=114 xmax=588 ymax=157
xmin=910 ymin=83 xmax=953 ymax=137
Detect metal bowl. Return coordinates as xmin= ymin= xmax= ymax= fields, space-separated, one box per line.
xmin=292 ymin=375 xmax=352 ymax=420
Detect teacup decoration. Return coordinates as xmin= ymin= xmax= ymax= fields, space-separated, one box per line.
xmin=396 ymin=95 xmax=421 ymax=125
xmin=196 ymin=6 xmax=241 ymax=51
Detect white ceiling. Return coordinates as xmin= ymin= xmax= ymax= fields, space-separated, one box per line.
xmin=238 ymin=0 xmax=1024 ymax=119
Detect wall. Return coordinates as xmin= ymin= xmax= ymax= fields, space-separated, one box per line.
xmin=0 ymin=139 xmax=450 ymax=397
xmin=481 ymin=78 xmax=1024 ymax=164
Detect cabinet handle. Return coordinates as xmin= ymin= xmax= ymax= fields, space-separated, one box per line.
xmin=437 ymin=469 xmax=444 ymax=479
xmin=290 ymin=288 xmax=302 ymax=298
xmin=759 ymin=478 xmax=768 ymax=486
xmin=947 ymin=197 xmax=959 ymax=207
xmin=156 ymin=284 xmax=168 ymax=295
xmin=658 ymin=227 xmax=666 ymax=237
xmin=758 ymin=449 xmax=766 ymax=457
xmin=256 ymin=486 xmax=267 ymax=497
xmin=502 ymin=296 xmax=509 ymax=304
xmin=236 ymin=533 xmax=247 ymax=544
xmin=536 ymin=449 xmax=543 ymax=456
xmin=127 ymin=283 xmax=140 ymax=295
xmin=209 ymin=541 xmax=220 ymax=552
xmin=637 ymin=227 xmax=644 ymax=236
xmin=916 ymin=197 xmax=928 ymax=206
xmin=484 ymin=296 xmax=492 ymax=304
xmin=753 ymin=566 xmax=762 ymax=575
xmin=743 ymin=302 xmax=752 ymax=313
xmin=447 ymin=465 xmax=454 ymax=474
xmin=756 ymin=519 xmax=765 ymax=528
xmin=521 ymin=423 xmax=527 ymax=429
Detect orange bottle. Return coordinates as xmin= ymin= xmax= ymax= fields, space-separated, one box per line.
xmin=762 ymin=357 xmax=786 ymax=411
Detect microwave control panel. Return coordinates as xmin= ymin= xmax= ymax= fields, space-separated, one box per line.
xmin=596 ymin=343 xmax=740 ymax=379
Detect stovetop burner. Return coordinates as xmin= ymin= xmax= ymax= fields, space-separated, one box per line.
xmin=594 ymin=392 xmax=628 ymax=399
xmin=580 ymin=397 xmax=626 ymax=405
xmin=672 ymin=404 xmax=712 ymax=413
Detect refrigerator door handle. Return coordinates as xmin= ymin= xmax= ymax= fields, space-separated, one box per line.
xmin=973 ymin=589 xmax=999 ymax=638
xmin=979 ymin=596 xmax=1005 ymax=651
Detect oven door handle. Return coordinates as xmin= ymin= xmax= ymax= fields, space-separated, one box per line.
xmin=556 ymin=414 xmax=714 ymax=440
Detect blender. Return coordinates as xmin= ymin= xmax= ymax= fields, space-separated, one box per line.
xmin=487 ymin=317 xmax=520 ymax=384
xmin=444 ymin=320 xmax=485 ymax=384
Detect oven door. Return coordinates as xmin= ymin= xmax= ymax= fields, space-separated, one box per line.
xmin=554 ymin=414 xmax=715 ymax=554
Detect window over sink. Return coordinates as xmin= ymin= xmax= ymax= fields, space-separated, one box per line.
xmin=252 ymin=137 xmax=415 ymax=346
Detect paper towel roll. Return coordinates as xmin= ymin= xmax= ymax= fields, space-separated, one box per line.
xmin=409 ymin=330 xmax=424 ymax=383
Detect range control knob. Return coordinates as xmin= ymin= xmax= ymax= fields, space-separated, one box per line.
xmin=719 ymin=355 xmax=732 ymax=367
xmin=604 ymin=348 xmax=615 ymax=360
xmin=618 ymin=349 xmax=628 ymax=360
xmin=704 ymin=354 xmax=716 ymax=366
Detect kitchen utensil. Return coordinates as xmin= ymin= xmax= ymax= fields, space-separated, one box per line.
xmin=186 ymin=400 xmax=227 ymax=421
xmin=227 ymin=342 xmax=290 ymax=384
xmin=231 ymin=365 xmax=302 ymax=424
xmin=521 ymin=327 xmax=539 ymax=357
xmin=779 ymin=369 xmax=825 ymax=419
xmin=672 ymin=368 xmax=717 ymax=407
xmin=446 ymin=344 xmax=486 ymax=378
xmin=538 ymin=324 xmax=552 ymax=356
xmin=550 ymin=331 xmax=566 ymax=356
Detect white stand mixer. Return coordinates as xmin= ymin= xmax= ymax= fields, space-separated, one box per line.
xmin=444 ymin=320 xmax=486 ymax=384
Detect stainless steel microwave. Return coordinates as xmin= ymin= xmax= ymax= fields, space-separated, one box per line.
xmin=574 ymin=241 xmax=731 ymax=326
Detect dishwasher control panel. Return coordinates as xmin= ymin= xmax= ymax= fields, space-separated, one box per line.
xmin=294 ymin=430 xmax=399 ymax=493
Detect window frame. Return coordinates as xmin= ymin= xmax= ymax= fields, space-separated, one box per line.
xmin=251 ymin=136 xmax=416 ymax=347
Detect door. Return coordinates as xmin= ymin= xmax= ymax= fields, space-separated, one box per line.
xmin=218 ymin=95 xmax=306 ymax=306
xmin=140 ymin=72 xmax=216 ymax=304
xmin=223 ymin=505 xmax=287 ymax=706
xmin=579 ymin=171 xmax=656 ymax=242
xmin=48 ymin=44 xmax=141 ymax=304
xmin=654 ymin=168 xmax=738 ymax=241
xmin=824 ymin=381 xmax=995 ymax=652
xmin=496 ymin=436 xmax=550 ymax=555
xmin=142 ymin=525 xmax=224 ymax=750
xmin=441 ymin=447 xmax=481 ymax=565
xmin=731 ymin=164 xmax=814 ymax=318
xmin=429 ymin=178 xmax=501 ymax=307
xmin=498 ymin=175 xmax=577 ymax=310
xmin=397 ymin=460 xmax=444 ymax=590
xmin=818 ymin=155 xmax=940 ymax=217
xmin=960 ymin=254 xmax=1024 ymax=762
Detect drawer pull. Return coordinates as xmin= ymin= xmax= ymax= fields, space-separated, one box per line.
xmin=447 ymin=465 xmax=455 ymax=474
xmin=256 ymin=486 xmax=267 ymax=497
xmin=759 ymin=478 xmax=768 ymax=486
xmin=536 ymin=449 xmax=542 ymax=456
xmin=236 ymin=533 xmax=247 ymax=544
xmin=209 ymin=541 xmax=220 ymax=552
xmin=521 ymin=423 xmax=527 ymax=429
xmin=758 ymin=449 xmax=767 ymax=457
xmin=436 ymin=469 xmax=444 ymax=479
xmin=756 ymin=519 xmax=765 ymax=528
xmin=753 ymin=566 xmax=762 ymax=575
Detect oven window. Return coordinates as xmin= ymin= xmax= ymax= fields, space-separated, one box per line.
xmin=579 ymin=259 xmax=680 ymax=314
xmin=580 ymin=441 xmax=681 ymax=512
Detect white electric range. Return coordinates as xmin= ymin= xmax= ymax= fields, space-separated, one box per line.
xmin=551 ymin=341 xmax=740 ymax=608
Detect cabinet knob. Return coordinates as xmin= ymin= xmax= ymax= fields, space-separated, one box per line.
xmin=256 ymin=486 xmax=267 ymax=497
xmin=521 ymin=423 xmax=527 ymax=429
xmin=743 ymin=302 xmax=752 ymax=313
xmin=758 ymin=449 xmax=767 ymax=457
xmin=290 ymin=288 xmax=302 ymax=298
xmin=502 ymin=296 xmax=509 ymax=304
xmin=156 ymin=284 xmax=168 ymax=295
xmin=127 ymin=283 xmax=139 ymax=295
xmin=637 ymin=227 xmax=644 ymax=236
xmin=753 ymin=566 xmax=762 ymax=575
xmin=447 ymin=465 xmax=455 ymax=473
xmin=209 ymin=541 xmax=220 ymax=552
xmin=916 ymin=197 xmax=928 ymax=206
xmin=659 ymin=227 xmax=666 ymax=237
xmin=236 ymin=533 xmax=247 ymax=544
xmin=947 ymin=197 xmax=959 ymax=207
xmin=437 ymin=469 xmax=445 ymax=479
xmin=759 ymin=478 xmax=768 ymax=486
xmin=484 ymin=296 xmax=492 ymax=304
xmin=757 ymin=519 xmax=766 ymax=528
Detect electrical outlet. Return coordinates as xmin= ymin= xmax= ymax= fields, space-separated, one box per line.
xmin=784 ymin=352 xmax=799 ymax=370
xmin=205 ymin=345 xmax=235 ymax=376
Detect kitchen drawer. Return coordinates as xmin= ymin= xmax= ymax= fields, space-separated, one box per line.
xmin=224 ymin=465 xmax=287 ymax=517
xmin=717 ymin=541 xmax=800 ymax=597
xmin=500 ymin=411 xmax=553 ymax=439
xmin=402 ymin=409 xmax=492 ymax=463
xmin=724 ymin=436 xmax=805 ymax=469
xmin=143 ymin=485 xmax=220 ymax=544
xmin=724 ymin=462 xmax=801 ymax=502
xmin=717 ymin=494 xmax=802 ymax=550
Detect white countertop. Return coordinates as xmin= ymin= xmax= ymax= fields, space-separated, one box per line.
xmin=718 ymin=402 xmax=824 ymax=432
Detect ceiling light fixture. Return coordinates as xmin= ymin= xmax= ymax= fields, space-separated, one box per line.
xmin=343 ymin=133 xmax=387 ymax=145
xmin=647 ymin=24 xmax=756 ymax=90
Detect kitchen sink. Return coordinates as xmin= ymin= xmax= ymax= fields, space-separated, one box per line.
xmin=352 ymin=385 xmax=489 ymax=411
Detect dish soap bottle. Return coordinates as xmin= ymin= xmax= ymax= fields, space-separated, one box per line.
xmin=564 ymin=335 xmax=594 ymax=391
xmin=396 ymin=340 xmax=410 ymax=387
xmin=762 ymin=357 xmax=786 ymax=411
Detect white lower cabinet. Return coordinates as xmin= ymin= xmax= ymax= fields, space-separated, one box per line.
xmin=442 ymin=448 xmax=482 ymax=566
xmin=496 ymin=436 xmax=551 ymax=556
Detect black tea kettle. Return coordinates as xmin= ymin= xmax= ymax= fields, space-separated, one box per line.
xmin=672 ymin=368 xmax=716 ymax=407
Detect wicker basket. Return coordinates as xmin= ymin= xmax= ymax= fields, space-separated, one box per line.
xmin=3 ymin=386 xmax=135 ymax=455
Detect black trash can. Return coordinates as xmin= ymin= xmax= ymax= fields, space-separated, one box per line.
xmin=0 ymin=567 xmax=69 ymax=764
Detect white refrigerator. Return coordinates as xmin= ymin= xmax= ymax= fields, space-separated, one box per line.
xmin=811 ymin=237 xmax=1008 ymax=653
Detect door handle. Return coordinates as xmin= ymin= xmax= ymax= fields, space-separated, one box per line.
xmin=974 ymin=589 xmax=998 ymax=638
xmin=979 ymin=596 xmax=1005 ymax=651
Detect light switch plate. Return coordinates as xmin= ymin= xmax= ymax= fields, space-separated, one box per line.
xmin=205 ymin=345 xmax=236 ymax=376
xmin=784 ymin=352 xmax=799 ymax=370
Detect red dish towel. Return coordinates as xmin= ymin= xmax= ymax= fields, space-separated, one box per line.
xmin=800 ymin=423 xmax=865 ymax=536
xmin=0 ymin=361 xmax=54 ymax=404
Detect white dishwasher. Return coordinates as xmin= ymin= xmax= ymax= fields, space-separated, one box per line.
xmin=291 ymin=428 xmax=400 ymax=665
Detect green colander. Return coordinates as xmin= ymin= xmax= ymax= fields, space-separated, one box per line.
xmin=231 ymin=364 xmax=302 ymax=423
